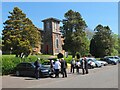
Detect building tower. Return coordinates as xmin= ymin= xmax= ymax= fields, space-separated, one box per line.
xmin=42 ymin=17 xmax=63 ymax=55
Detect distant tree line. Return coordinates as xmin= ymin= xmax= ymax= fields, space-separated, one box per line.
xmin=2 ymin=7 xmax=119 ymax=58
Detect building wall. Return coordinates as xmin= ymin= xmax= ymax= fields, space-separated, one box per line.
xmin=41 ymin=18 xmax=64 ymax=55
xmin=42 ymin=21 xmax=53 ymax=54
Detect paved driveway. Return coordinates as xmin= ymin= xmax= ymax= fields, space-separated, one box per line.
xmin=2 ymin=64 xmax=118 ymax=88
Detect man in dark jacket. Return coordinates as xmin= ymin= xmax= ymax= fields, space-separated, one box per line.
xmin=81 ymin=57 xmax=89 ymax=75
xmin=61 ymin=58 xmax=67 ymax=78
xmin=34 ymin=58 xmax=40 ymax=79
xmin=70 ymin=58 xmax=76 ymax=73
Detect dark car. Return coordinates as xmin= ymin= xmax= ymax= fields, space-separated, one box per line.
xmin=102 ymin=56 xmax=118 ymax=65
xmin=14 ymin=62 xmax=53 ymax=77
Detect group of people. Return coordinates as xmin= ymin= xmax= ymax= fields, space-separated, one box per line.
xmin=34 ymin=57 xmax=89 ymax=79
xmin=50 ymin=58 xmax=67 ymax=78
xmin=70 ymin=57 xmax=89 ymax=75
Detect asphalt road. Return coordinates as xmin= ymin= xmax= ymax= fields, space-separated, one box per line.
xmin=2 ymin=64 xmax=118 ymax=88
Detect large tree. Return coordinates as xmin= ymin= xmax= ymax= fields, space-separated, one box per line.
xmin=2 ymin=7 xmax=41 ymax=57
xmin=118 ymin=36 xmax=120 ymax=56
xmin=90 ymin=24 xmax=114 ymax=58
xmin=62 ymin=10 xmax=89 ymax=57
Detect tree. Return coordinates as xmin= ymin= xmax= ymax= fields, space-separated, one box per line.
xmin=2 ymin=7 xmax=41 ymax=57
xmin=111 ymin=34 xmax=118 ymax=56
xmin=118 ymin=36 xmax=120 ymax=56
xmin=62 ymin=10 xmax=89 ymax=57
xmin=0 ymin=36 xmax=2 ymax=50
xmin=90 ymin=24 xmax=114 ymax=58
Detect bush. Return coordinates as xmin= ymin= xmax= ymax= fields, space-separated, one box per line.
xmin=2 ymin=54 xmax=52 ymax=75
xmin=2 ymin=55 xmax=21 ymax=75
xmin=64 ymin=55 xmax=72 ymax=63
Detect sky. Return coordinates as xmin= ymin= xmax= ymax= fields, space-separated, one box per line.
xmin=1 ymin=2 xmax=118 ymax=36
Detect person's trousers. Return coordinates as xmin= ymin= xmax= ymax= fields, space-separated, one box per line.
xmin=55 ymin=69 xmax=59 ymax=77
xmin=70 ymin=65 xmax=75 ymax=73
xmin=62 ymin=68 xmax=67 ymax=78
xmin=76 ymin=66 xmax=80 ymax=73
xmin=82 ymin=68 xmax=88 ymax=74
xmin=35 ymin=69 xmax=39 ymax=79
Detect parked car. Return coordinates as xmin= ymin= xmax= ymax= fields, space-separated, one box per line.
xmin=114 ymin=56 xmax=120 ymax=63
xmin=103 ymin=56 xmax=119 ymax=65
xmin=80 ymin=58 xmax=96 ymax=69
xmin=14 ymin=62 xmax=54 ymax=77
xmin=87 ymin=58 xmax=102 ymax=68
xmin=97 ymin=60 xmax=108 ymax=66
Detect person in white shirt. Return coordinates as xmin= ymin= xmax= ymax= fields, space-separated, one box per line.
xmin=54 ymin=59 xmax=61 ymax=78
xmin=76 ymin=60 xmax=80 ymax=74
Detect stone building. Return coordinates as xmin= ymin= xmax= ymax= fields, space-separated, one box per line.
xmin=39 ymin=17 xmax=64 ymax=55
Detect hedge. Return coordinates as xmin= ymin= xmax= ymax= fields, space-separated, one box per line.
xmin=2 ymin=54 xmax=72 ymax=75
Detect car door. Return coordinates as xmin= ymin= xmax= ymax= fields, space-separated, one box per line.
xmin=26 ymin=63 xmax=35 ymax=77
xmin=17 ymin=63 xmax=26 ymax=76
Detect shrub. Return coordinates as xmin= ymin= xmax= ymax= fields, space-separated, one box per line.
xmin=64 ymin=55 xmax=72 ymax=63
xmin=2 ymin=54 xmax=52 ymax=75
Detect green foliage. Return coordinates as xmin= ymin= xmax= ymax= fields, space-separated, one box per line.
xmin=118 ymin=37 xmax=120 ymax=56
xmin=90 ymin=24 xmax=114 ymax=58
xmin=62 ymin=10 xmax=89 ymax=57
xmin=111 ymin=34 xmax=118 ymax=56
xmin=2 ymin=55 xmax=21 ymax=75
xmin=0 ymin=36 xmax=2 ymax=50
xmin=2 ymin=7 xmax=41 ymax=57
xmin=2 ymin=54 xmax=53 ymax=75
xmin=64 ymin=55 xmax=72 ymax=63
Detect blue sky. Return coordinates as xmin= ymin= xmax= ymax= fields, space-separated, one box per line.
xmin=1 ymin=2 xmax=118 ymax=35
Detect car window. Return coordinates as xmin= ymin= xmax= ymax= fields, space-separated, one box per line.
xmin=17 ymin=63 xmax=26 ymax=68
xmin=43 ymin=62 xmax=50 ymax=65
xmin=26 ymin=63 xmax=33 ymax=68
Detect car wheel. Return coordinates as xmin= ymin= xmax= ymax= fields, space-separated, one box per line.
xmin=111 ymin=62 xmax=115 ymax=65
xmin=16 ymin=71 xmax=20 ymax=76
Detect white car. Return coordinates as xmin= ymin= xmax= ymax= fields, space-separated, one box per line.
xmin=97 ymin=60 xmax=108 ymax=66
xmin=80 ymin=57 xmax=96 ymax=69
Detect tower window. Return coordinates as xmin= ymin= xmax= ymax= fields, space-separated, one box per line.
xmin=46 ymin=22 xmax=50 ymax=29
xmin=56 ymin=38 xmax=59 ymax=48
xmin=53 ymin=22 xmax=57 ymax=32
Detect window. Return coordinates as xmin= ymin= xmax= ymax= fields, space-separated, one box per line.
xmin=53 ymin=22 xmax=57 ymax=32
xmin=46 ymin=22 xmax=50 ymax=29
xmin=56 ymin=38 xmax=59 ymax=48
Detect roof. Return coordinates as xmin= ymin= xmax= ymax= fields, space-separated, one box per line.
xmin=42 ymin=17 xmax=61 ymax=22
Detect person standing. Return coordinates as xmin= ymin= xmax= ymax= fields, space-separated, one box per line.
xmin=50 ymin=60 xmax=54 ymax=72
xmin=54 ymin=59 xmax=61 ymax=78
xmin=81 ymin=57 xmax=89 ymax=75
xmin=70 ymin=58 xmax=76 ymax=73
xmin=76 ymin=60 xmax=80 ymax=74
xmin=61 ymin=58 xmax=67 ymax=78
xmin=34 ymin=58 xmax=40 ymax=79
